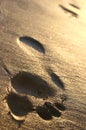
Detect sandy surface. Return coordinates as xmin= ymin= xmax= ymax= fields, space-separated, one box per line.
xmin=0 ymin=0 xmax=86 ymax=129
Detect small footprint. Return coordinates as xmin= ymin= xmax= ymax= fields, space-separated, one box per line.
xmin=69 ymin=3 xmax=80 ymax=10
xmin=59 ymin=4 xmax=78 ymax=18
xmin=18 ymin=36 xmax=45 ymax=54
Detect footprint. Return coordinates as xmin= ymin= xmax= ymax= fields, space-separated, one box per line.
xmin=11 ymin=72 xmax=55 ymax=98
xmin=18 ymin=36 xmax=45 ymax=54
xmin=69 ymin=3 xmax=80 ymax=10
xmin=6 ymin=71 xmax=66 ymax=123
xmin=6 ymin=92 xmax=34 ymax=121
xmin=59 ymin=4 xmax=78 ymax=18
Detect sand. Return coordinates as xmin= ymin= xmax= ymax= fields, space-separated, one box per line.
xmin=0 ymin=0 xmax=86 ymax=129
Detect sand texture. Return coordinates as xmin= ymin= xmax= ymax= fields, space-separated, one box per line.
xmin=0 ymin=0 xmax=86 ymax=129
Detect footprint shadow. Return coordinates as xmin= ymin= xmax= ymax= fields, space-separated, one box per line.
xmin=18 ymin=36 xmax=45 ymax=54
xmin=11 ymin=72 xmax=55 ymax=98
xmin=6 ymin=92 xmax=33 ymax=117
xmin=59 ymin=4 xmax=78 ymax=18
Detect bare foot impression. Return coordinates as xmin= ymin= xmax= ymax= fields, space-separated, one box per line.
xmin=4 ymin=69 xmax=66 ymax=127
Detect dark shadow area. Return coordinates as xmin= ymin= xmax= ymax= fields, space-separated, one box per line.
xmin=44 ymin=102 xmax=61 ymax=117
xmin=69 ymin=3 xmax=80 ymax=9
xmin=49 ymin=72 xmax=65 ymax=90
xmin=11 ymin=72 xmax=55 ymax=98
xmin=59 ymin=4 xmax=78 ymax=18
xmin=54 ymin=102 xmax=66 ymax=111
xmin=36 ymin=105 xmax=52 ymax=120
xmin=6 ymin=92 xmax=33 ymax=117
xmin=19 ymin=36 xmax=45 ymax=54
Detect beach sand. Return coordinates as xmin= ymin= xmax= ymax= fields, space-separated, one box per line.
xmin=0 ymin=0 xmax=86 ymax=129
